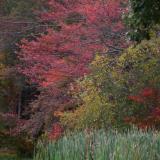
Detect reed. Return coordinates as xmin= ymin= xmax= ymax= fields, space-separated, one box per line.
xmin=34 ymin=129 xmax=160 ymax=160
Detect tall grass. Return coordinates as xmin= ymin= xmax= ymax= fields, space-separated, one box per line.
xmin=34 ymin=129 xmax=160 ymax=160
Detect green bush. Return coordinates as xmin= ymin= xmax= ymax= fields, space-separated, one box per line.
xmin=61 ymin=37 xmax=160 ymax=130
xmin=125 ymin=0 xmax=160 ymax=41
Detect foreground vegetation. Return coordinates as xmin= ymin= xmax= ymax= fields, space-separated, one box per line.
xmin=34 ymin=129 xmax=160 ymax=160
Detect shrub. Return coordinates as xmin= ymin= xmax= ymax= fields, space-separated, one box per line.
xmin=125 ymin=0 xmax=160 ymax=41
xmin=61 ymin=37 xmax=160 ymax=130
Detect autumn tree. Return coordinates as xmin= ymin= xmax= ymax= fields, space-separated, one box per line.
xmin=125 ymin=0 xmax=160 ymax=41
xmin=61 ymin=37 xmax=160 ymax=130
xmin=17 ymin=0 xmax=127 ymax=136
xmin=0 ymin=0 xmax=47 ymax=149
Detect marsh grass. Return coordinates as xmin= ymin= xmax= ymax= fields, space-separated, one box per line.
xmin=34 ymin=129 xmax=160 ymax=160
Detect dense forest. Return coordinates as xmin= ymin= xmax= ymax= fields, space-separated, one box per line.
xmin=0 ymin=0 xmax=160 ymax=159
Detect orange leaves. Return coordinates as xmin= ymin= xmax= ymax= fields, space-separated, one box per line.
xmin=128 ymin=87 xmax=160 ymax=104
xmin=128 ymin=95 xmax=144 ymax=103
xmin=49 ymin=123 xmax=63 ymax=140
xmin=141 ymin=88 xmax=158 ymax=97
xmin=54 ymin=111 xmax=64 ymax=117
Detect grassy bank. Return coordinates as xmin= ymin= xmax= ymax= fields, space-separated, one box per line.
xmin=0 ymin=149 xmax=32 ymax=160
xmin=34 ymin=129 xmax=160 ymax=160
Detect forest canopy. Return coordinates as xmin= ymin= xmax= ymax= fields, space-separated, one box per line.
xmin=0 ymin=0 xmax=160 ymax=159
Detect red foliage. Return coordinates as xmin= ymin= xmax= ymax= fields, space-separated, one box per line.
xmin=125 ymin=87 xmax=160 ymax=129
xmin=128 ymin=95 xmax=144 ymax=103
xmin=49 ymin=123 xmax=63 ymax=140
xmin=17 ymin=0 xmax=127 ymax=87
xmin=141 ymin=87 xmax=156 ymax=97
xmin=17 ymin=0 xmax=128 ymax=131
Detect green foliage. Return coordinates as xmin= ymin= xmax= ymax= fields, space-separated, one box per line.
xmin=0 ymin=53 xmax=21 ymax=111
xmin=0 ymin=153 xmax=32 ymax=160
xmin=0 ymin=0 xmax=46 ymax=65
xmin=0 ymin=0 xmax=17 ymax=16
xmin=125 ymin=0 xmax=160 ymax=41
xmin=0 ymin=133 xmax=34 ymax=159
xmin=61 ymin=74 xmax=114 ymax=130
xmin=0 ymin=53 xmax=22 ymax=150
xmin=0 ymin=154 xmax=17 ymax=160
xmin=62 ymin=37 xmax=160 ymax=130
xmin=34 ymin=129 xmax=160 ymax=160
xmin=0 ymin=0 xmax=43 ymax=18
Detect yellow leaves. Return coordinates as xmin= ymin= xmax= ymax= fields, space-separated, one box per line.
xmin=62 ymin=36 xmax=160 ymax=131
xmin=91 ymin=54 xmax=108 ymax=69
xmin=149 ymin=25 xmax=160 ymax=39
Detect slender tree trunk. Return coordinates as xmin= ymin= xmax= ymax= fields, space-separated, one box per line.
xmin=17 ymin=92 xmax=22 ymax=119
